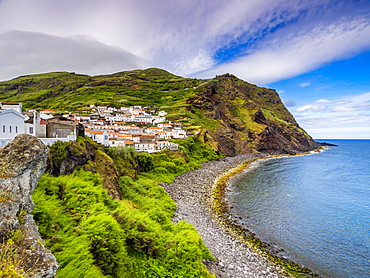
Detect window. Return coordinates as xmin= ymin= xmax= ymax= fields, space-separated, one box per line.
xmin=2 ymin=125 xmax=4 ymax=133
xmin=29 ymin=127 xmax=34 ymax=134
xmin=9 ymin=126 xmax=11 ymax=133
xmin=15 ymin=126 xmax=18 ymax=133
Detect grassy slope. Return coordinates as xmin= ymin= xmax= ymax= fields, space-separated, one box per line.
xmin=0 ymin=69 xmax=205 ymax=112
xmin=32 ymin=136 xmax=221 ymax=278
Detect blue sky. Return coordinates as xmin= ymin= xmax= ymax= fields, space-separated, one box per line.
xmin=0 ymin=0 xmax=369 ymax=139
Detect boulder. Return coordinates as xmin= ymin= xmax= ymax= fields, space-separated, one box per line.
xmin=0 ymin=134 xmax=58 ymax=277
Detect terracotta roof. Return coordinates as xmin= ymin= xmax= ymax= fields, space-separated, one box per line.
xmin=86 ymin=130 xmax=106 ymax=135
xmin=40 ymin=109 xmax=55 ymax=113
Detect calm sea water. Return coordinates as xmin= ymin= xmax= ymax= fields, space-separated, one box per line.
xmin=227 ymin=140 xmax=370 ymax=278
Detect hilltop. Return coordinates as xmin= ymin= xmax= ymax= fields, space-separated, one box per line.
xmin=0 ymin=68 xmax=319 ymax=155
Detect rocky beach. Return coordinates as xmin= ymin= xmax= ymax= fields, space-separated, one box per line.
xmin=163 ymin=154 xmax=288 ymax=278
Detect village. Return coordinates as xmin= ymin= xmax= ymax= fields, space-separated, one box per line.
xmin=0 ymin=102 xmax=188 ymax=152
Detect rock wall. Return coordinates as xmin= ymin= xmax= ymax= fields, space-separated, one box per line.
xmin=0 ymin=134 xmax=58 ymax=277
xmin=189 ymin=74 xmax=320 ymax=156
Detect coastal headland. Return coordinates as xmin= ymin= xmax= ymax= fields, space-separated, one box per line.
xmin=164 ymin=151 xmax=324 ymax=278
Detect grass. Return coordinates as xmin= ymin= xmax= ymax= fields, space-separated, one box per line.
xmin=32 ymin=137 xmax=222 ymax=277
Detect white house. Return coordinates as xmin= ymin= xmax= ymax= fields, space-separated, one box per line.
xmin=0 ymin=109 xmax=25 ymax=139
xmin=108 ymin=137 xmax=126 ymax=147
xmin=157 ymin=123 xmax=173 ymax=130
xmin=156 ymin=140 xmax=179 ymax=151
xmin=134 ymin=142 xmax=155 ymax=152
xmin=85 ymin=130 xmax=109 ymax=146
xmin=0 ymin=102 xmax=22 ymax=113
xmin=23 ymin=110 xmax=46 ymax=138
xmin=145 ymin=126 xmax=164 ymax=133
xmin=171 ymin=128 xmax=187 ymax=139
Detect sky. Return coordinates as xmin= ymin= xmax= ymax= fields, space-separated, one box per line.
xmin=0 ymin=0 xmax=370 ymax=139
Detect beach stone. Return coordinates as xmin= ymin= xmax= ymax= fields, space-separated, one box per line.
xmin=163 ymin=154 xmax=288 ymax=278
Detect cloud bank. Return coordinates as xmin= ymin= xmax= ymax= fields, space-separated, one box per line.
xmin=0 ymin=31 xmax=141 ymax=80
xmin=0 ymin=0 xmax=369 ymax=83
xmin=294 ymin=92 xmax=370 ymax=138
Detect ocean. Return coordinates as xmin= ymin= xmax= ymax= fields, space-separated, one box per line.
xmin=227 ymin=140 xmax=370 ymax=278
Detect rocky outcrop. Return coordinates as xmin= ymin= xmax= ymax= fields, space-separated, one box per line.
xmin=46 ymin=138 xmax=122 ymax=199
xmin=189 ymin=74 xmax=320 ymax=156
xmin=0 ymin=134 xmax=58 ymax=277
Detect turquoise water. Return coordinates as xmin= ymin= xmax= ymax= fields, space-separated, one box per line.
xmin=228 ymin=140 xmax=370 ymax=277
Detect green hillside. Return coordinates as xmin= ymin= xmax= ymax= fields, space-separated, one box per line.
xmin=0 ymin=68 xmax=204 ymax=112
xmin=0 ymin=68 xmax=319 ymax=155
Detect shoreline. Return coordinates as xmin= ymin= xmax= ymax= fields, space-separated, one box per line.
xmin=163 ymin=154 xmax=288 ymax=278
xmin=212 ymin=152 xmax=323 ymax=277
xmin=163 ymin=150 xmax=325 ymax=277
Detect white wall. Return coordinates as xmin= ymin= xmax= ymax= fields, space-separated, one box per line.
xmin=0 ymin=109 xmax=25 ymax=139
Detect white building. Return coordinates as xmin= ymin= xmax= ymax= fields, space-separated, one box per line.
xmin=171 ymin=127 xmax=187 ymax=139
xmin=23 ymin=110 xmax=46 ymax=138
xmin=134 ymin=142 xmax=155 ymax=152
xmin=0 ymin=109 xmax=25 ymax=139
xmin=0 ymin=102 xmax=22 ymax=113
xmin=85 ymin=130 xmax=109 ymax=146
xmin=108 ymin=137 xmax=126 ymax=147
xmin=156 ymin=140 xmax=179 ymax=151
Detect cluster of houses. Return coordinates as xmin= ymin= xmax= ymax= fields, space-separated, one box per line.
xmin=0 ymin=102 xmax=188 ymax=152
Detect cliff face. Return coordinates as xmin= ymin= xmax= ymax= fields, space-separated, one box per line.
xmin=46 ymin=138 xmax=122 ymax=199
xmin=188 ymin=74 xmax=319 ymax=156
xmin=0 ymin=134 xmax=58 ymax=277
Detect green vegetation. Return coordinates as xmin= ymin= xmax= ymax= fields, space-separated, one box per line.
xmin=0 ymin=239 xmax=25 ymax=278
xmin=0 ymin=68 xmax=314 ymax=155
xmin=0 ymin=69 xmax=206 ymax=112
xmin=32 ymin=136 xmax=222 ymax=277
xmin=0 ymin=68 xmax=319 ymax=277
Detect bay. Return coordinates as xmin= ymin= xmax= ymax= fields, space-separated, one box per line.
xmin=227 ymin=140 xmax=370 ymax=277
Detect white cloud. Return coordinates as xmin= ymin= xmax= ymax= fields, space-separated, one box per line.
xmin=0 ymin=31 xmax=142 ymax=81
xmin=315 ymin=98 xmax=330 ymax=103
xmin=0 ymin=0 xmax=368 ymax=86
xmin=197 ymin=15 xmax=370 ymax=84
xmin=296 ymin=104 xmax=328 ymax=112
xmin=299 ymin=82 xmax=311 ymax=88
xmin=1 ymin=0 xmax=364 ymax=81
xmin=293 ymin=92 xmax=370 ymax=138
xmin=306 ymin=126 xmax=370 ymax=139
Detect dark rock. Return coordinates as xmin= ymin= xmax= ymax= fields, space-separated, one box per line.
xmin=188 ymin=75 xmax=320 ymax=156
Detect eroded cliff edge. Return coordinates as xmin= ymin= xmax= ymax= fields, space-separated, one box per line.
xmin=0 ymin=134 xmax=58 ymax=277
xmin=188 ymin=74 xmax=320 ymax=156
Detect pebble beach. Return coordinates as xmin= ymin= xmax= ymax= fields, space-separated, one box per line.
xmin=163 ymin=154 xmax=288 ymax=278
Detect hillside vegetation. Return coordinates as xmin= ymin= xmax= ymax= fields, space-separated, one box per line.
xmin=33 ymin=136 xmax=221 ymax=277
xmin=0 ymin=68 xmax=319 ymax=155
xmin=0 ymin=69 xmax=321 ymax=277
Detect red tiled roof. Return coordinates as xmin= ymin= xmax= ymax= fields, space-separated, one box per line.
xmin=86 ymin=130 xmax=105 ymax=135
xmin=1 ymin=102 xmax=20 ymax=105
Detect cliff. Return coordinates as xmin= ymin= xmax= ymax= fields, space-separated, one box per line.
xmin=188 ymin=74 xmax=319 ymax=155
xmin=0 ymin=134 xmax=58 ymax=277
